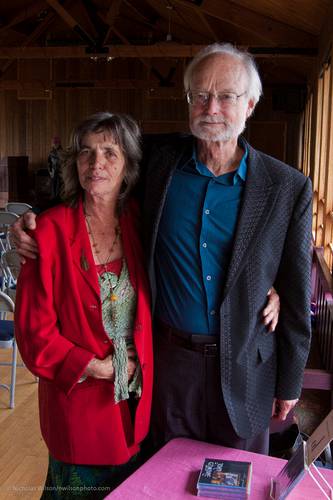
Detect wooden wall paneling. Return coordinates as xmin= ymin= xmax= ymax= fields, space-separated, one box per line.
xmin=286 ymin=114 xmax=304 ymax=168
xmin=248 ymin=87 xmax=304 ymax=166
xmin=7 ymin=156 xmax=29 ymax=202
xmin=0 ymin=91 xmax=7 ymax=160
xmin=53 ymin=89 xmax=67 ymax=146
xmin=5 ymin=91 xmax=27 ymax=157
xmin=147 ymin=95 xmax=187 ymax=123
xmin=0 ymin=157 xmax=9 ymax=207
xmin=313 ymin=77 xmax=323 ymax=244
xmin=297 ymin=112 xmax=305 ymax=172
xmin=316 ymin=65 xmax=331 ymax=247
xmin=322 ymin=56 xmax=333 ymax=266
xmin=302 ymin=94 xmax=313 ymax=177
xmin=17 ymin=59 xmax=52 ymax=100
xmin=26 ymin=99 xmax=48 ymax=170
xmin=247 ymin=121 xmax=287 ymax=163
xmin=125 ymin=89 xmax=145 ymax=121
xmin=142 ymin=120 xmax=189 ymax=134
xmin=317 ymin=0 xmax=333 ymax=81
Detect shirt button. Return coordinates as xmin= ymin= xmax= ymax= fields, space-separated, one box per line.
xmin=103 ymin=340 xmax=109 ymax=344
xmin=202 ymin=242 xmax=207 ymax=248
xmin=210 ymin=310 xmax=216 ymax=316
xmin=205 ymin=209 xmax=210 ymax=215
xmin=206 ymin=275 xmax=212 ymax=281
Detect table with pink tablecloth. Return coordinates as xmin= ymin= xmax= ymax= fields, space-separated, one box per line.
xmin=106 ymin=437 xmax=333 ymax=499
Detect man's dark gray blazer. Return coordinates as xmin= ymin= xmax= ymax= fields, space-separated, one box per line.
xmin=142 ymin=133 xmax=312 ymax=439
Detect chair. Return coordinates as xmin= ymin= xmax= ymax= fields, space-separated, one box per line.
xmin=0 ymin=290 xmax=16 ymax=408
xmin=0 ymin=211 xmax=19 ymax=254
xmin=6 ymin=202 xmax=32 ymax=216
xmin=1 ymin=249 xmax=21 ymax=299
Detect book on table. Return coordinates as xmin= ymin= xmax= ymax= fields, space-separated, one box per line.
xmin=197 ymin=458 xmax=252 ymax=498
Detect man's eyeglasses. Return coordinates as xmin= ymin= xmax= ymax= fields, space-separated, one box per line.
xmin=186 ymin=90 xmax=247 ymax=107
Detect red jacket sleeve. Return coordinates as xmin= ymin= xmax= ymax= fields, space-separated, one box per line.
xmin=15 ymin=216 xmax=95 ymax=395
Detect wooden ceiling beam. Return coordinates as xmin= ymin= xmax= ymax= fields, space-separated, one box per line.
xmin=194 ymin=9 xmax=219 ymax=41
xmin=75 ymin=0 xmax=100 ymax=39
xmin=46 ymin=0 xmax=96 ymax=47
xmin=123 ymin=0 xmax=154 ymax=25
xmin=0 ymin=77 xmax=185 ymax=99
xmin=105 ymin=0 xmax=123 ymax=26
xmin=0 ymin=1 xmax=46 ymax=34
xmin=0 ymin=79 xmax=160 ymax=91
xmin=102 ymin=0 xmax=123 ymax=45
xmin=172 ymin=0 xmax=317 ymax=46
xmin=0 ymin=44 xmax=318 ymax=59
xmin=111 ymin=26 xmax=151 ymax=70
xmin=0 ymin=11 xmax=55 ymax=77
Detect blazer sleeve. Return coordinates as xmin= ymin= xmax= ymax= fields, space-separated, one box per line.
xmin=15 ymin=220 xmax=95 ymax=395
xmin=274 ymin=176 xmax=313 ymax=400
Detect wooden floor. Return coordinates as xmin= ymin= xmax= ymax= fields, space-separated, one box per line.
xmin=0 ymin=349 xmax=48 ymax=500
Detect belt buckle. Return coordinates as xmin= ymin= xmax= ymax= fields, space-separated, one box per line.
xmin=203 ymin=343 xmax=217 ymax=355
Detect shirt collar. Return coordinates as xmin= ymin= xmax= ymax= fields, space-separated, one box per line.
xmin=191 ymin=144 xmax=248 ymax=185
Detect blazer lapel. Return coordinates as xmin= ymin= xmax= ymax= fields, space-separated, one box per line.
xmin=223 ymin=144 xmax=281 ymax=298
xmin=70 ymin=199 xmax=101 ymax=301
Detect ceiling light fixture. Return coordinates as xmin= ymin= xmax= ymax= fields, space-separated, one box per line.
xmin=166 ymin=5 xmax=173 ymax=42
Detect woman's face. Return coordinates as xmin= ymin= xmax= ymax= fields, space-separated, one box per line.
xmin=77 ymin=131 xmax=126 ymax=199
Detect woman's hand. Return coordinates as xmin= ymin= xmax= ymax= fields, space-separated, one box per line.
xmin=10 ymin=211 xmax=39 ymax=262
xmin=262 ymin=287 xmax=280 ymax=332
xmin=84 ymin=355 xmax=115 ymax=380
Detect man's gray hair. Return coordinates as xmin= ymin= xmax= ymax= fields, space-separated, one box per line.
xmin=184 ymin=43 xmax=263 ymax=106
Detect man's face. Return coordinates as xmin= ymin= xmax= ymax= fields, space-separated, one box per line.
xmin=188 ymin=54 xmax=255 ymax=142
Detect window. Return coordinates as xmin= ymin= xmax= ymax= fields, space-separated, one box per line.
xmin=302 ymin=50 xmax=333 ymax=272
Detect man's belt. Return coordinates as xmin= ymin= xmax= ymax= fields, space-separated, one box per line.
xmin=155 ymin=319 xmax=219 ymax=355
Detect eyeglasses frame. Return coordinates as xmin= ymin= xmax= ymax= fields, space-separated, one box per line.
xmin=186 ymin=90 xmax=247 ymax=107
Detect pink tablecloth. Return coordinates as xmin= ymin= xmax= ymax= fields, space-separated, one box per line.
xmin=106 ymin=437 xmax=333 ymax=499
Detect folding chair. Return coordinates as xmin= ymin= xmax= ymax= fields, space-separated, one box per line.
xmin=1 ymin=249 xmax=21 ymax=299
xmin=6 ymin=202 xmax=32 ymax=216
xmin=0 ymin=290 xmax=16 ymax=408
xmin=0 ymin=211 xmax=18 ymax=254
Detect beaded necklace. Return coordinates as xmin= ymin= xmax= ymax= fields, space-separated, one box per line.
xmin=84 ymin=209 xmax=121 ymax=302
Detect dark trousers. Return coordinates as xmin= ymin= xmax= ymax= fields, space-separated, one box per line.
xmin=151 ymin=325 xmax=269 ymax=455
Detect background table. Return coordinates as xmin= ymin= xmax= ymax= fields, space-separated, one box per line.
xmin=106 ymin=437 xmax=333 ymax=499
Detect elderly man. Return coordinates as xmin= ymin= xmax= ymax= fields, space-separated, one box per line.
xmin=142 ymin=43 xmax=312 ymax=454
xmin=13 ymin=43 xmax=311 ymax=455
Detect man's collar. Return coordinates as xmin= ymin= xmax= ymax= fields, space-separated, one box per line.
xmin=191 ymin=141 xmax=248 ymax=184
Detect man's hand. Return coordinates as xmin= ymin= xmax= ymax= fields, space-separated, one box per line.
xmin=272 ymin=398 xmax=299 ymax=421
xmin=10 ymin=211 xmax=38 ymax=262
xmin=84 ymin=355 xmax=115 ymax=380
xmin=262 ymin=287 xmax=280 ymax=332
xmin=127 ymin=347 xmax=138 ymax=382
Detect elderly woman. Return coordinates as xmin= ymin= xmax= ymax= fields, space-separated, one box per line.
xmin=15 ymin=112 xmax=153 ymax=498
